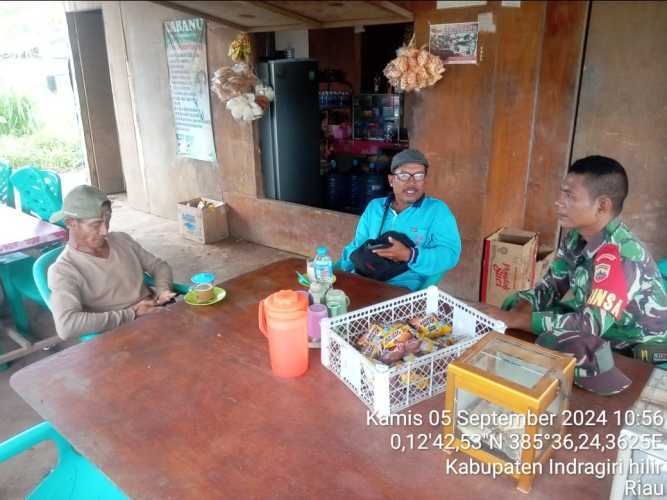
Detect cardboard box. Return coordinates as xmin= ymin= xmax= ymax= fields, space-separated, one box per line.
xmin=177 ymin=197 xmax=229 ymax=244
xmin=480 ymin=228 xmax=538 ymax=307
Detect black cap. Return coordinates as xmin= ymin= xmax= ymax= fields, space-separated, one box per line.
xmin=390 ymin=149 xmax=429 ymax=173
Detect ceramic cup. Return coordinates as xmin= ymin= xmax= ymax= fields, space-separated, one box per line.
xmin=325 ymin=289 xmax=350 ymax=317
xmin=309 ymin=281 xmax=330 ymax=304
xmin=192 ymin=283 xmax=214 ymax=303
xmin=307 ymin=304 xmax=328 ymax=342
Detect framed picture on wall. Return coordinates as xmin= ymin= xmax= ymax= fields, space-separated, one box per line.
xmin=429 ymin=22 xmax=479 ymax=64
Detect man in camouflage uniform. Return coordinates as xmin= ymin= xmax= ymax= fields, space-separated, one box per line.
xmin=480 ymin=156 xmax=667 ymax=364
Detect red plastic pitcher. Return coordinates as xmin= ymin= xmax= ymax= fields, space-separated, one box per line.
xmin=258 ymin=290 xmax=309 ymax=378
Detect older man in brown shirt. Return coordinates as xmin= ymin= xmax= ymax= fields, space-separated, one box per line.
xmin=48 ymin=185 xmax=176 ymax=339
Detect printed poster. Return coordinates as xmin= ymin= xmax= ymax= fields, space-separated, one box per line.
xmin=164 ymin=18 xmax=216 ymax=162
xmin=429 ymin=22 xmax=479 ymax=64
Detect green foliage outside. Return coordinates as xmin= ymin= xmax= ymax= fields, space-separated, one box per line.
xmin=0 ymin=131 xmax=83 ymax=172
xmin=0 ymin=91 xmax=37 ymax=136
xmin=0 ymin=3 xmax=85 ymax=174
xmin=0 ymin=89 xmax=83 ymax=173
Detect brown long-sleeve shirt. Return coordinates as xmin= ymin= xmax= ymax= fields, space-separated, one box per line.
xmin=48 ymin=232 xmax=173 ymax=339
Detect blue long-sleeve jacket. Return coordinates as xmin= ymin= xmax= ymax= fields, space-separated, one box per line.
xmin=340 ymin=195 xmax=461 ymax=290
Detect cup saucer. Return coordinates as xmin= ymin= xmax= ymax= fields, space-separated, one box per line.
xmin=184 ymin=287 xmax=226 ymax=306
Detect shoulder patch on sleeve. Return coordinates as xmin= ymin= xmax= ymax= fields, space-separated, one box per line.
xmin=586 ymin=243 xmax=627 ymax=320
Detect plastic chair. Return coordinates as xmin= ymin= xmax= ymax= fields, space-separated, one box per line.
xmin=9 ymin=166 xmax=62 ymax=222
xmin=0 ymin=166 xmax=63 ymax=335
xmin=33 ymin=245 xmax=190 ymax=341
xmin=0 ymin=421 xmax=128 ymax=499
xmin=0 ymin=161 xmax=14 ymax=207
xmin=658 ymin=259 xmax=667 ymax=290
xmin=0 ymin=252 xmax=45 ymax=336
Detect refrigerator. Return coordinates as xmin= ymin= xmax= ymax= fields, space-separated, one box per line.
xmin=257 ymin=59 xmax=322 ymax=207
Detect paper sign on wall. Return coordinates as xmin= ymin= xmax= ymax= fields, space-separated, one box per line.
xmin=429 ymin=22 xmax=480 ymax=64
xmin=164 ymin=18 xmax=216 ymax=162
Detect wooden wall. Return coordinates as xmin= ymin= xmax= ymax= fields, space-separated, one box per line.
xmin=309 ymin=27 xmax=361 ymax=93
xmin=409 ymin=1 xmax=587 ymax=298
xmin=214 ymin=1 xmax=667 ymax=302
xmin=219 ymin=1 xmax=589 ymax=301
xmin=572 ymin=0 xmax=667 ymax=262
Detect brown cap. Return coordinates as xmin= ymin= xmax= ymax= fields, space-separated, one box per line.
xmin=537 ymin=333 xmax=631 ymax=396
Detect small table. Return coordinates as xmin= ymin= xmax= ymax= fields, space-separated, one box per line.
xmin=0 ymin=205 xmax=67 ymax=363
xmin=10 ymin=258 xmax=653 ymax=499
xmin=0 ymin=205 xmax=66 ymax=255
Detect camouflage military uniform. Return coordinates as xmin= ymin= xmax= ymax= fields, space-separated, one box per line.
xmin=502 ymin=218 xmax=667 ymax=350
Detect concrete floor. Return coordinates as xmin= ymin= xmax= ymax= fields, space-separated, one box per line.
xmin=0 ymin=194 xmax=298 ymax=499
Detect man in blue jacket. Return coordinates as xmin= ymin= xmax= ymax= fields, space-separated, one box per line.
xmin=339 ymin=149 xmax=461 ymax=291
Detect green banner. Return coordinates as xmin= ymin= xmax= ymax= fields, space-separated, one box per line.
xmin=164 ymin=18 xmax=216 ymax=162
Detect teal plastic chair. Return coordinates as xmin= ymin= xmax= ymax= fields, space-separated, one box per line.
xmin=0 ymin=167 xmax=63 ymax=337
xmin=0 ymin=252 xmax=45 ymax=336
xmin=10 ymin=166 xmax=62 ymax=222
xmin=658 ymin=258 xmax=667 ymax=368
xmin=0 ymin=250 xmax=39 ymax=370
xmin=34 ymin=245 xmax=190 ymax=341
xmin=658 ymin=259 xmax=667 ymax=290
xmin=0 ymin=161 xmax=14 ymax=207
xmin=0 ymin=421 xmax=128 ymax=499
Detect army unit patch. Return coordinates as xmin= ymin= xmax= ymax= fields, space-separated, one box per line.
xmin=587 ymin=244 xmax=628 ymax=320
xmin=594 ymin=263 xmax=611 ymax=283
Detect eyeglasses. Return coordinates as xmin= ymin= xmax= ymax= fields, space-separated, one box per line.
xmin=392 ymin=171 xmax=426 ymax=182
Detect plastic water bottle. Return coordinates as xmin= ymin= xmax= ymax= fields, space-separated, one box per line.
xmin=313 ymin=246 xmax=334 ymax=283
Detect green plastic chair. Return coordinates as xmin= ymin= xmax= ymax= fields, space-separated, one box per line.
xmin=0 ymin=421 xmax=128 ymax=499
xmin=9 ymin=166 xmax=62 ymax=222
xmin=658 ymin=258 xmax=667 ymax=290
xmin=0 ymin=166 xmax=63 ymax=338
xmin=0 ymin=161 xmax=14 ymax=207
xmin=658 ymin=258 xmax=667 ymax=369
xmin=0 ymin=251 xmax=39 ymax=370
xmin=33 ymin=245 xmax=190 ymax=341
xmin=0 ymin=252 xmax=44 ymax=336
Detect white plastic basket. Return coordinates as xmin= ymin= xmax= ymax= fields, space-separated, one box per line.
xmin=321 ymin=286 xmax=506 ymax=417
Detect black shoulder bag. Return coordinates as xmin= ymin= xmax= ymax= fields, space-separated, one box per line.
xmin=350 ymin=202 xmax=415 ymax=282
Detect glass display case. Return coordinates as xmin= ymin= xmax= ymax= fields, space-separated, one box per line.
xmin=353 ymin=93 xmax=407 ymax=143
xmin=444 ymin=332 xmax=575 ymax=493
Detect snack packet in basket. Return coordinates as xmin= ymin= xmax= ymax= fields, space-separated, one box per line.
xmin=381 ymin=322 xmax=415 ymax=349
xmin=380 ymin=343 xmax=406 ymax=365
xmin=408 ymin=314 xmax=452 ymax=339
xmin=361 ymin=342 xmax=383 ymax=360
xmin=356 ymin=323 xmax=384 ymax=348
xmin=399 ymin=370 xmax=429 ymax=391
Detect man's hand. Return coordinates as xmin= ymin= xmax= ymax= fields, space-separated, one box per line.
xmin=154 ymin=290 xmax=177 ymax=306
xmin=132 ymin=298 xmax=163 ymax=318
xmin=511 ymin=299 xmax=532 ymax=314
xmin=475 ymin=302 xmax=533 ymax=332
xmin=372 ymin=236 xmax=412 ymax=263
